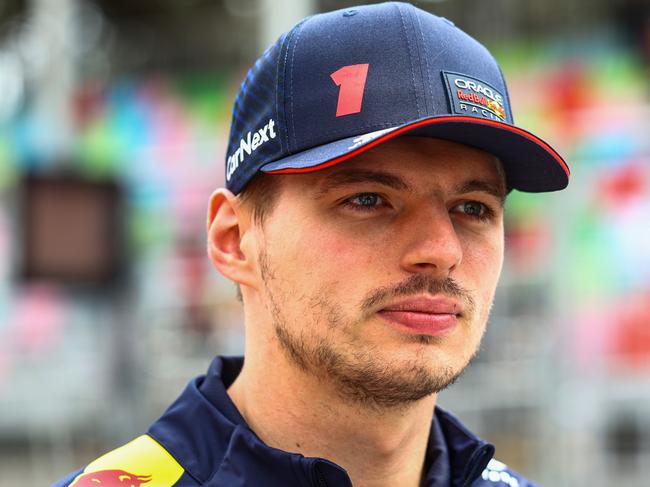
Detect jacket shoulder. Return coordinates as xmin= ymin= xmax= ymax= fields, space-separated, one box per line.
xmin=51 ymin=434 xmax=191 ymax=486
xmin=472 ymin=458 xmax=538 ymax=487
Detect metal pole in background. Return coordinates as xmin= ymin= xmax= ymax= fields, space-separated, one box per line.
xmin=26 ymin=0 xmax=77 ymax=166
xmin=258 ymin=0 xmax=316 ymax=53
xmin=24 ymin=1 xmax=79 ymax=482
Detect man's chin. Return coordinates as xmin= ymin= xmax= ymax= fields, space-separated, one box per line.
xmin=331 ymin=361 xmax=465 ymax=409
xmin=327 ymin=341 xmax=479 ymax=409
xmin=313 ymin=345 xmax=470 ymax=409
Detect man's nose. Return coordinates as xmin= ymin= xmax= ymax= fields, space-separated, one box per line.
xmin=399 ymin=205 xmax=463 ymax=276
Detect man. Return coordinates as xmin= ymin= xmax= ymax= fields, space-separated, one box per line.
xmin=55 ymin=2 xmax=569 ymax=486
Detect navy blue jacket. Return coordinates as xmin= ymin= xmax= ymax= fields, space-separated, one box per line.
xmin=54 ymin=356 xmax=535 ymax=486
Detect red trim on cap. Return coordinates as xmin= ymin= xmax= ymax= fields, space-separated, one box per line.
xmin=264 ymin=116 xmax=570 ymax=178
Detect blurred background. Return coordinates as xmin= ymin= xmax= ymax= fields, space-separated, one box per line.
xmin=0 ymin=0 xmax=649 ymax=485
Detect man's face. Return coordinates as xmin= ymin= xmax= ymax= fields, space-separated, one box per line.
xmin=250 ymin=137 xmax=505 ymax=409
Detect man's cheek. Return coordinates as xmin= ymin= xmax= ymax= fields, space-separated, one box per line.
xmin=302 ymin=233 xmax=361 ymax=264
xmin=465 ymin=241 xmax=502 ymax=278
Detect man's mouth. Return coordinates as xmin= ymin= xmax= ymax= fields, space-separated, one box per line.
xmin=377 ymin=296 xmax=462 ymax=336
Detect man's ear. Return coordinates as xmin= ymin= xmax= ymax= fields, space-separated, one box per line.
xmin=206 ymin=188 xmax=256 ymax=288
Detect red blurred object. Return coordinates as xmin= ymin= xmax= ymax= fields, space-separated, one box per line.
xmin=612 ymin=291 xmax=650 ymax=369
xmin=598 ymin=164 xmax=646 ymax=209
xmin=505 ymin=219 xmax=551 ymax=273
xmin=544 ymin=61 xmax=594 ymax=144
xmin=72 ymin=81 xmax=107 ymax=128
xmin=547 ymin=62 xmax=593 ymax=113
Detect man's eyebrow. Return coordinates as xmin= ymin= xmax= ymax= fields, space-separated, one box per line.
xmin=314 ymin=169 xmax=412 ymax=197
xmin=455 ymin=180 xmax=507 ymax=206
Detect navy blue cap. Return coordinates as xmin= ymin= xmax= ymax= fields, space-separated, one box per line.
xmin=224 ymin=1 xmax=570 ymax=195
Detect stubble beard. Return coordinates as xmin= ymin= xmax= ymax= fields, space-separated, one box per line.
xmin=259 ymin=249 xmax=485 ymax=411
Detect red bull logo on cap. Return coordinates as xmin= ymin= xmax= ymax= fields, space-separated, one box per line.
xmin=443 ymin=71 xmax=511 ymax=123
xmin=71 ymin=469 xmax=152 ymax=486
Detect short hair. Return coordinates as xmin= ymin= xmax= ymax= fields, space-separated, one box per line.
xmin=237 ymin=172 xmax=281 ymax=227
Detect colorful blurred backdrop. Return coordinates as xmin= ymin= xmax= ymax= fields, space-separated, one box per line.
xmin=1 ymin=1 xmax=649 ymax=486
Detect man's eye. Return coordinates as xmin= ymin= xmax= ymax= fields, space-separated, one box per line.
xmin=455 ymin=201 xmax=491 ymax=220
xmin=463 ymin=201 xmax=484 ymax=216
xmin=352 ymin=193 xmax=380 ymax=206
xmin=343 ymin=193 xmax=385 ymax=211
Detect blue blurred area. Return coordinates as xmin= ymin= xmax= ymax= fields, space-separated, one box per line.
xmin=0 ymin=1 xmax=649 ymax=486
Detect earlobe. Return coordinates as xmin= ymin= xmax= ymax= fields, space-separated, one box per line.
xmin=206 ymin=189 xmax=255 ymax=287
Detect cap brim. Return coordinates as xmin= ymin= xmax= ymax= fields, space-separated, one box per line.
xmin=261 ymin=116 xmax=569 ymax=193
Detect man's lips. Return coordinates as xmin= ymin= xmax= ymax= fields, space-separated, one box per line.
xmin=377 ymin=296 xmax=462 ymax=335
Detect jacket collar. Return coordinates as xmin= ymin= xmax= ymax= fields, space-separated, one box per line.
xmin=148 ymin=356 xmax=493 ymax=486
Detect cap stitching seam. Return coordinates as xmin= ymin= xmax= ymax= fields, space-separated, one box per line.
xmin=396 ymin=5 xmax=422 ymax=118
xmin=281 ymin=28 xmax=298 ymax=153
xmin=414 ymin=12 xmax=434 ymax=115
xmin=280 ymin=37 xmax=291 ymax=152
xmin=289 ymin=23 xmax=306 ymax=154
xmin=274 ymin=34 xmax=287 ymax=155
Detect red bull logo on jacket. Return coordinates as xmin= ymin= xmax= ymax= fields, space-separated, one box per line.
xmin=68 ymin=435 xmax=184 ymax=487
xmin=71 ymin=469 xmax=151 ymax=486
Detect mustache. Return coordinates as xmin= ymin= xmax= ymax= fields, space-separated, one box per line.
xmin=360 ymin=274 xmax=475 ymax=315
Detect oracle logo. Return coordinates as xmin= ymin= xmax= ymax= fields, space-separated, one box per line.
xmin=454 ymin=78 xmax=503 ymax=104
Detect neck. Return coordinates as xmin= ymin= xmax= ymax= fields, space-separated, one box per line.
xmin=227 ymin=339 xmax=437 ymax=487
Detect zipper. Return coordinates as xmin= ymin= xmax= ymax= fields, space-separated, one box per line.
xmin=314 ymin=465 xmax=328 ymax=487
xmin=461 ymin=445 xmax=493 ymax=487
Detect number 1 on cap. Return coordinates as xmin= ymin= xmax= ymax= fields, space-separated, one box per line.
xmin=330 ymin=64 xmax=369 ymax=117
